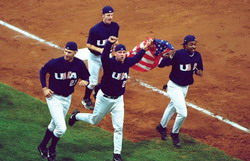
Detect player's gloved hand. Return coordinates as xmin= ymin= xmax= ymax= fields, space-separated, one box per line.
xmin=42 ymin=87 xmax=54 ymax=98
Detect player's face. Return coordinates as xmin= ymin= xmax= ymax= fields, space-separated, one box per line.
xmin=115 ymin=50 xmax=127 ymax=63
xmin=185 ymin=41 xmax=197 ymax=54
xmin=64 ymin=49 xmax=76 ymax=62
xmin=102 ymin=13 xmax=114 ymax=24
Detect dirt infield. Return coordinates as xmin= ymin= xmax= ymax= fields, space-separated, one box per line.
xmin=1 ymin=0 xmax=250 ymax=160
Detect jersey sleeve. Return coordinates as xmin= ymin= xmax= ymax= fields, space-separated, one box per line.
xmin=79 ymin=61 xmax=90 ymax=81
xmin=127 ymin=49 xmax=146 ymax=67
xmin=197 ymin=53 xmax=204 ymax=71
xmin=101 ymin=41 xmax=113 ymax=63
xmin=87 ymin=27 xmax=96 ymax=45
xmin=39 ymin=60 xmax=53 ymax=88
xmin=158 ymin=57 xmax=172 ymax=68
xmin=115 ymin=23 xmax=120 ymax=37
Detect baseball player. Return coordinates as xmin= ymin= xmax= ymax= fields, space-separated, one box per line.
xmin=68 ymin=36 xmax=153 ymax=161
xmin=156 ymin=35 xmax=203 ymax=148
xmin=37 ymin=42 xmax=90 ymax=161
xmin=82 ymin=5 xmax=120 ymax=110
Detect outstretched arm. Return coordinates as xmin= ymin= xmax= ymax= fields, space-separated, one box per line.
xmin=158 ymin=50 xmax=175 ymax=68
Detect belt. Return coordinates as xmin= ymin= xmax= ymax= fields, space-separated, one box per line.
xmin=103 ymin=94 xmax=119 ymax=99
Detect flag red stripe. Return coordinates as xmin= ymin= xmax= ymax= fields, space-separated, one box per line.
xmin=132 ymin=65 xmax=148 ymax=72
xmin=143 ymin=53 xmax=156 ymax=60
xmin=138 ymin=61 xmax=155 ymax=67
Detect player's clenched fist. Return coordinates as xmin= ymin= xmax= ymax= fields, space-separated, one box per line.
xmin=108 ymin=36 xmax=118 ymax=43
xmin=79 ymin=80 xmax=89 ymax=87
xmin=143 ymin=38 xmax=154 ymax=50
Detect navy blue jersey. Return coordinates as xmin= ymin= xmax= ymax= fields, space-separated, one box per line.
xmin=100 ymin=41 xmax=146 ymax=96
xmin=87 ymin=21 xmax=119 ymax=55
xmin=40 ymin=57 xmax=90 ymax=97
xmin=158 ymin=49 xmax=203 ymax=86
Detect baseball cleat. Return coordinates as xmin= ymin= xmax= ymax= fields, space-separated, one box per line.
xmin=170 ymin=132 xmax=181 ymax=148
xmin=47 ymin=149 xmax=56 ymax=161
xmin=156 ymin=124 xmax=167 ymax=140
xmin=81 ymin=98 xmax=94 ymax=110
xmin=68 ymin=109 xmax=80 ymax=126
xmin=37 ymin=146 xmax=48 ymax=158
xmin=113 ymin=153 xmax=123 ymax=161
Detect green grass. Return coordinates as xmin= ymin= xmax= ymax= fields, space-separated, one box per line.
xmin=0 ymin=83 xmax=241 ymax=161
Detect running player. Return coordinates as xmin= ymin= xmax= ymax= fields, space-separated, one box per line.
xmin=156 ymin=35 xmax=203 ymax=148
xmin=82 ymin=5 xmax=120 ymax=110
xmin=69 ymin=36 xmax=153 ymax=161
xmin=37 ymin=42 xmax=90 ymax=161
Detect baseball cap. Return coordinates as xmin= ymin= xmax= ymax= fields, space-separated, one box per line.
xmin=182 ymin=35 xmax=196 ymax=45
xmin=115 ymin=44 xmax=126 ymax=51
xmin=65 ymin=41 xmax=78 ymax=51
xmin=102 ymin=6 xmax=114 ymax=14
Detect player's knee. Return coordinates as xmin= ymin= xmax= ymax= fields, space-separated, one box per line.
xmin=48 ymin=125 xmax=55 ymax=132
xmin=114 ymin=126 xmax=123 ymax=134
xmin=89 ymin=115 xmax=103 ymax=125
xmin=180 ymin=111 xmax=188 ymax=119
xmin=55 ymin=126 xmax=67 ymax=137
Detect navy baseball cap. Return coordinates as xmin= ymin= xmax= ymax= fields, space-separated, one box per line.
xmin=182 ymin=35 xmax=196 ymax=45
xmin=115 ymin=44 xmax=126 ymax=51
xmin=65 ymin=41 xmax=78 ymax=51
xmin=102 ymin=6 xmax=114 ymax=14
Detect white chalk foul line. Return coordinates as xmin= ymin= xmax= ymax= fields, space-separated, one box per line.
xmin=1 ymin=20 xmax=249 ymax=133
xmin=0 ymin=20 xmax=63 ymax=50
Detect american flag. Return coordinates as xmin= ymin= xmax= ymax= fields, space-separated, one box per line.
xmin=128 ymin=38 xmax=174 ymax=72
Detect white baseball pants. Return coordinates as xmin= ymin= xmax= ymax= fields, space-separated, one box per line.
xmin=160 ymin=80 xmax=189 ymax=133
xmin=87 ymin=53 xmax=102 ymax=89
xmin=76 ymin=90 xmax=124 ymax=154
xmin=46 ymin=94 xmax=72 ymax=138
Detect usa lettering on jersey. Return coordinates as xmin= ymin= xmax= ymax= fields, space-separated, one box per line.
xmin=112 ymin=72 xmax=128 ymax=80
xmin=97 ymin=39 xmax=107 ymax=46
xmin=54 ymin=71 xmax=77 ymax=80
xmin=180 ymin=63 xmax=198 ymax=71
